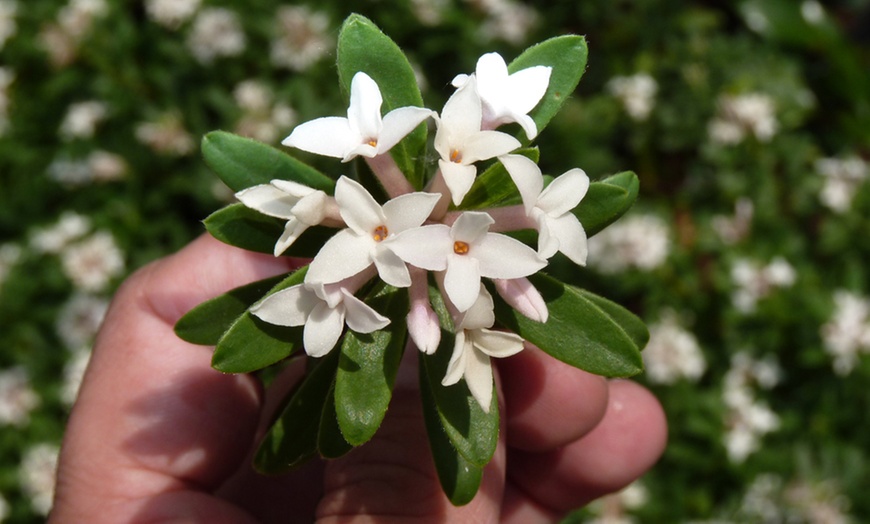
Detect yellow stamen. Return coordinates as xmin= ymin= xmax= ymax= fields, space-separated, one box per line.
xmin=372 ymin=225 xmax=389 ymax=242
xmin=367 ymin=139 xmax=378 ymax=148
xmin=449 ymin=149 xmax=462 ymax=163
xmin=453 ymin=241 xmax=470 ymax=255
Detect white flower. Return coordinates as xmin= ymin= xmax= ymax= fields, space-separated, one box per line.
xmin=60 ymin=231 xmax=125 ymax=292
xmin=816 ymin=155 xmax=868 ymax=213
xmin=270 ymin=6 xmax=332 ymax=72
xmin=0 ymin=367 xmax=40 ymax=427
xmin=730 ymin=257 xmax=795 ymax=313
xmin=0 ymin=0 xmax=18 ymax=52
xmin=19 ymin=443 xmax=59 ymax=516
xmin=442 ymin=286 xmax=525 ymax=412
xmin=500 ymin=153 xmax=589 ymax=264
xmin=305 ymin=177 xmax=440 ymax=287
xmin=251 ymin=276 xmax=390 ymax=358
xmin=709 ymin=93 xmax=778 ymax=145
xmin=235 ymin=180 xmax=331 ymax=256
xmin=389 ymin=211 xmax=546 ymax=312
xmin=29 ymin=211 xmax=90 ymax=254
xmin=59 ymin=100 xmax=107 ymax=140
xmin=642 ymin=312 xmax=706 ymax=385
xmin=472 ymin=0 xmax=539 ymax=45
xmin=283 ymin=72 xmax=433 ymax=162
xmin=145 ymin=0 xmax=201 ymax=29
xmin=587 ymin=213 xmax=670 ymax=273
xmin=821 ymin=290 xmax=870 ymax=375
xmin=186 ymin=8 xmax=246 ymax=64
xmin=801 ymin=1 xmax=825 ymax=24
xmin=451 ymin=52 xmax=551 ymax=139
xmin=134 ymin=112 xmax=195 ymax=156
xmin=607 ymin=73 xmax=658 ymax=121
xmin=434 ymin=76 xmax=521 ymax=205
xmin=0 ymin=242 xmax=22 ymax=289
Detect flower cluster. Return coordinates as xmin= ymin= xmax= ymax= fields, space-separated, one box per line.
xmin=238 ymin=53 xmax=589 ymax=411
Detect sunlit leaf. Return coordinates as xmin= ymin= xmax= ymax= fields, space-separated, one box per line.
xmin=577 ymin=171 xmax=640 ymax=237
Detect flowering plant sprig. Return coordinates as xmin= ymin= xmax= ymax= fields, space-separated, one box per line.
xmin=175 ymin=14 xmax=647 ymax=505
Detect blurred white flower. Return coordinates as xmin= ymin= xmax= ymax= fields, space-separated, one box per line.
xmin=0 ymin=242 xmax=22 ymax=290
xmin=145 ymin=0 xmax=201 ymax=29
xmin=821 ymin=290 xmax=870 ymax=375
xmin=187 ymin=8 xmax=246 ymax=64
xmin=712 ymin=198 xmax=754 ymax=245
xmin=270 ymin=6 xmax=332 ymax=72
xmin=467 ymin=0 xmax=539 ymax=45
xmin=86 ymin=150 xmax=126 ymax=181
xmin=56 ymin=292 xmax=108 ymax=351
xmin=587 ymin=213 xmax=670 ymax=273
xmin=0 ymin=367 xmax=40 ymax=427
xmin=411 ymin=0 xmax=449 ymax=25
xmin=730 ymin=257 xmax=796 ymax=313
xmin=801 ymin=1 xmax=825 ymax=25
xmin=30 ymin=211 xmax=91 ymax=254
xmin=607 ymin=73 xmax=658 ymax=121
xmin=19 ymin=443 xmax=59 ymax=516
xmin=723 ymin=352 xmax=781 ymax=463
xmin=0 ymin=492 xmax=8 ymax=522
xmin=58 ymin=0 xmax=107 ymax=39
xmin=60 ymin=231 xmax=125 ymax=292
xmin=61 ymin=348 xmax=92 ymax=406
xmin=233 ymin=80 xmax=297 ymax=144
xmin=643 ymin=312 xmax=706 ymax=385
xmin=135 ymin=112 xmax=195 ymax=156
xmin=743 ymin=4 xmax=769 ymax=33
xmin=708 ymin=93 xmax=778 ymax=145
xmin=59 ymin=100 xmax=108 ymax=140
xmin=816 ymin=155 xmax=868 ymax=213
xmin=738 ymin=474 xmax=853 ymax=524
xmin=0 ymin=0 xmax=17 ymax=51
xmin=0 ymin=67 xmax=12 ymax=136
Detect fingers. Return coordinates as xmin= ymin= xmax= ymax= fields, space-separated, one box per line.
xmin=51 ymin=235 xmax=292 ymax=522
xmin=507 ymin=380 xmax=667 ymax=513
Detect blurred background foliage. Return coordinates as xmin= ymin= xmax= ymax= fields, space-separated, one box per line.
xmin=1 ymin=0 xmax=869 ymax=522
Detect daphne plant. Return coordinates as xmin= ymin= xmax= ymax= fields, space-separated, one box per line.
xmin=174 ymin=14 xmax=648 ymax=505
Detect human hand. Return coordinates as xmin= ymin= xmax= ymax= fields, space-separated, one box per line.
xmin=50 ymin=234 xmax=667 ymax=523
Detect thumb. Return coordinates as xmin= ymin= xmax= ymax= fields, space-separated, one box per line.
xmin=313 ymin=350 xmax=507 ymax=523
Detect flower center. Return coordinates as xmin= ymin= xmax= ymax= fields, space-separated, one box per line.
xmin=449 ymin=149 xmax=463 ymax=163
xmin=372 ymin=225 xmax=389 ymax=242
xmin=453 ymin=241 xmax=470 ymax=255
xmin=366 ymin=138 xmax=378 ymax=148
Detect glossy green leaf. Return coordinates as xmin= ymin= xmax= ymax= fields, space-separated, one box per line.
xmin=419 ymin=356 xmax=484 ymax=506
xmin=509 ymin=35 xmax=588 ymax=143
xmin=174 ymin=274 xmax=287 ymax=346
xmin=493 ymin=273 xmax=644 ymax=377
xmin=577 ymin=171 xmax=640 ymax=238
xmin=336 ymin=14 xmax=427 ymax=188
xmin=211 ymin=268 xmax=307 ymax=374
xmin=254 ymin=350 xmax=339 ymax=474
xmin=420 ymin=328 xmax=499 ymax=467
xmin=202 ymin=131 xmax=335 ymax=192
xmin=461 ymin=147 xmax=539 ymax=210
xmin=204 ymin=203 xmax=336 ymax=258
xmin=578 ymin=289 xmax=649 ymax=351
xmin=318 ymin=384 xmax=354 ymax=459
xmin=335 ymin=283 xmax=409 ymax=446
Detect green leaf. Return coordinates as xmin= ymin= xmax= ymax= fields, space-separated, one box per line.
xmin=578 ymin=171 xmax=640 ymax=238
xmin=211 ymin=268 xmax=307 ymax=374
xmin=318 ymin=384 xmax=354 ymax=459
xmin=461 ymin=147 xmax=540 ymax=210
xmin=204 ymin=203 xmax=336 ymax=257
xmin=174 ymin=274 xmax=287 ymax=345
xmin=202 ymin=131 xmax=335 ymax=192
xmin=335 ymin=283 xmax=409 ymax=446
xmin=419 ymin=356 xmax=484 ymax=506
xmin=336 ymin=14 xmax=427 ymax=188
xmin=509 ymin=35 xmax=588 ymax=143
xmin=577 ymin=289 xmax=649 ymax=350
xmin=254 ymin=350 xmax=339 ymax=474
xmin=493 ymin=273 xmax=644 ymax=377
xmin=420 ymin=329 xmax=499 ymax=467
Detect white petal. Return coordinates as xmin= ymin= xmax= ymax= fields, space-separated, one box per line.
xmin=305 ymin=229 xmax=373 ymax=284
xmin=303 ymin=301 xmax=345 ymax=357
xmin=472 ymin=328 xmax=525 ymax=358
xmin=500 ymin=154 xmax=543 ymax=215
xmin=450 ymin=73 xmax=471 ymax=88
xmin=474 ymin=233 xmax=547 ymax=279
xmin=388 ymin=225 xmax=452 ymax=271
xmin=341 ymin=289 xmax=391 ymax=334
xmin=547 ymin=213 xmax=588 ymax=266
xmin=235 ymin=184 xmax=299 ymax=219
xmin=373 ymin=245 xmax=411 ymax=288
xmin=289 ymin=191 xmax=328 ymax=225
xmin=461 ymin=130 xmax=520 ymax=164
xmin=347 ymin=72 xmax=383 ymax=142
xmin=475 ymin=53 xmax=510 ymax=100
xmin=442 ymin=331 xmax=470 ymax=386
xmin=537 ymin=168 xmax=589 ymax=216
xmin=439 ymin=160 xmax=477 ymax=206
xmin=378 ymin=107 xmax=434 ymax=153
xmin=407 ymin=302 xmax=441 ymax=355
xmin=456 ymin=284 xmax=495 ymax=331
xmin=463 ymin=345 xmax=494 ymax=413
xmin=494 ymin=277 xmax=548 ymax=323
xmin=512 ymin=113 xmax=539 ymax=141
xmin=445 ymin=253 xmax=481 ymax=312
xmin=273 ymin=218 xmax=310 ymax=256
xmin=451 ymin=211 xmax=494 ymax=245
xmin=335 ymin=176 xmax=385 ymax=235
xmin=440 ymin=76 xmax=483 ymax=140
xmin=282 ymin=117 xmax=359 ymax=159
xmin=250 ymin=285 xmax=317 ymax=327
xmin=535 ymin=211 xmax=559 ymax=259
xmin=270 ymin=179 xmax=318 ymax=198
xmin=382 ymin=192 xmax=440 ymax=233
xmin=505 ymin=65 xmax=552 ymax=115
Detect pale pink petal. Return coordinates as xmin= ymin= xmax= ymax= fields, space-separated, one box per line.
xmin=341 ymin=289 xmax=390 ymax=334
xmin=534 ymin=210 xmax=559 ymax=259
xmin=378 ymin=107 xmax=435 ymax=153
xmin=270 ymin=179 xmax=319 ymax=198
xmin=373 ymin=245 xmax=411 ymax=288
xmin=474 ymin=233 xmax=546 ymax=279
xmin=456 ymin=284 xmax=495 ymax=331
xmin=305 ymin=229 xmax=373 ymax=284
xmin=461 ymin=130 xmax=520 ymax=164
xmin=537 ymin=168 xmax=589 ymax=216
xmin=347 ymin=72 xmax=383 ymax=142
xmin=441 ymin=332 xmax=469 ymax=386
xmin=462 ymin=345 xmax=494 ymax=413
xmin=235 ymin=184 xmax=299 ymax=219
xmin=438 ymin=160 xmax=478 ymax=206
xmin=282 ymin=117 xmax=358 ymax=159
xmin=343 ymin=143 xmax=379 ymax=161
xmin=546 ymin=213 xmax=588 ymax=266
xmin=499 ymin=154 xmax=543 ymax=215
xmin=494 ymin=277 xmax=548 ymax=323
xmin=335 ymin=176 xmax=385 ymax=235
xmin=388 ymin=225 xmax=452 ymax=271
xmin=407 ymin=300 xmax=441 ymax=355
xmin=289 ymin=191 xmax=328 ymax=225
xmin=451 ymin=211 xmax=494 ymax=245
xmin=303 ymin=301 xmax=346 ymax=357
xmin=444 ymin=253 xmax=481 ymax=312
xmin=472 ymin=328 xmax=526 ymax=358
xmin=250 ymin=285 xmax=317 ymax=327
xmin=382 ymin=192 xmax=440 ymax=233
xmin=273 ymin=218 xmax=310 ymax=256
